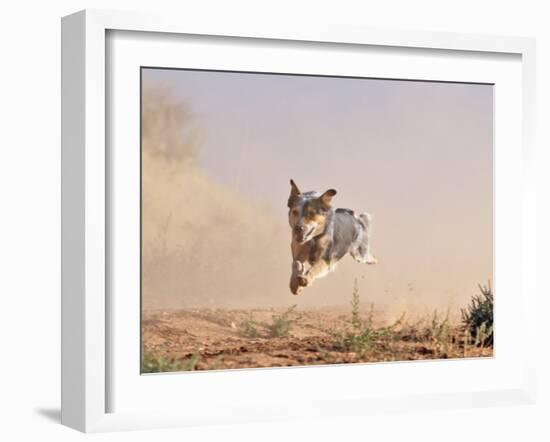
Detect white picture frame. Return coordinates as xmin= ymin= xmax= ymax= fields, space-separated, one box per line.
xmin=61 ymin=9 xmax=537 ymax=433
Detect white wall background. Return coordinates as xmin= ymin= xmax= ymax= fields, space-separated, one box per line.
xmin=0 ymin=1 xmax=548 ymax=440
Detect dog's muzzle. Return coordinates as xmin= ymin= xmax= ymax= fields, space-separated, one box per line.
xmin=294 ymin=224 xmax=313 ymax=243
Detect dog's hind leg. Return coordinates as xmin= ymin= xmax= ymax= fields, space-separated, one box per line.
xmin=351 ymin=213 xmax=378 ymax=264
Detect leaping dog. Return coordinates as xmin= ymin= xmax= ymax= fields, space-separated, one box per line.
xmin=287 ymin=179 xmax=377 ymax=295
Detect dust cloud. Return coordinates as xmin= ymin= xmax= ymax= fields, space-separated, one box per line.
xmin=142 ymin=87 xmax=291 ymax=309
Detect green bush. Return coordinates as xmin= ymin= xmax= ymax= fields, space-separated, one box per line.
xmin=239 ymin=313 xmax=262 ymax=338
xmin=239 ymin=305 xmax=299 ymax=338
xmin=141 ymin=350 xmax=199 ymax=373
xmin=461 ymin=282 xmax=494 ymax=347
xmin=331 ymin=279 xmax=404 ymax=354
xmin=265 ymin=305 xmax=298 ymax=338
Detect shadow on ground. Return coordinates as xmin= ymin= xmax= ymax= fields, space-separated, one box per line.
xmin=35 ymin=408 xmax=61 ymax=423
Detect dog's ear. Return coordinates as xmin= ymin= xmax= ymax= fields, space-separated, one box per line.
xmin=288 ymin=179 xmax=301 ymax=208
xmin=320 ymin=189 xmax=337 ymax=209
xmin=290 ymin=179 xmax=301 ymax=198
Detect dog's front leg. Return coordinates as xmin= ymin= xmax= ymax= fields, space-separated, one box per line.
xmin=290 ymin=241 xmax=311 ymax=295
xmin=298 ymin=259 xmax=331 ymax=288
xmin=290 ymin=260 xmax=307 ymax=295
xmin=290 ymin=260 xmax=304 ymax=295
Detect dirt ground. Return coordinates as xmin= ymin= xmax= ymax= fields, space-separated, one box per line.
xmin=141 ymin=307 xmax=493 ymax=372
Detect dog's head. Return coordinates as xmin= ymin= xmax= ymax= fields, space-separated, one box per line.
xmin=287 ymin=179 xmax=337 ymax=244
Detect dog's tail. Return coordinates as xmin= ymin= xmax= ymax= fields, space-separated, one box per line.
xmin=358 ymin=212 xmax=372 ymax=232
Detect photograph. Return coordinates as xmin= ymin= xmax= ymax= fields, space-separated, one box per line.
xmin=140 ymin=67 xmax=494 ymax=373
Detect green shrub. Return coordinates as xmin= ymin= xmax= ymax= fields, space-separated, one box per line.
xmin=331 ymin=279 xmax=403 ymax=354
xmin=239 ymin=305 xmax=299 ymax=338
xmin=239 ymin=313 xmax=262 ymax=338
xmin=141 ymin=350 xmax=199 ymax=373
xmin=265 ymin=305 xmax=298 ymax=338
xmin=461 ymin=282 xmax=494 ymax=347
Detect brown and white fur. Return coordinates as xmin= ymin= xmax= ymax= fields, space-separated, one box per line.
xmin=288 ymin=179 xmax=377 ymax=295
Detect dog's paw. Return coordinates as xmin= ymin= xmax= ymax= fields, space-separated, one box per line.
xmin=297 ymin=275 xmax=308 ymax=287
xmin=292 ymin=287 xmax=303 ymax=295
xmin=290 ymin=276 xmax=304 ymax=295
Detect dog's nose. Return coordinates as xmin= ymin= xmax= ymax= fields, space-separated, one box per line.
xmin=294 ymin=225 xmax=306 ymax=235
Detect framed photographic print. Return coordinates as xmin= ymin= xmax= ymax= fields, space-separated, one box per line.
xmin=139 ymin=67 xmax=495 ymax=371
xmin=61 ymin=9 xmax=537 ymax=432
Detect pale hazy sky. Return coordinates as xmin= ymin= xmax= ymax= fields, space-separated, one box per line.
xmin=142 ymin=68 xmax=493 ymax=311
